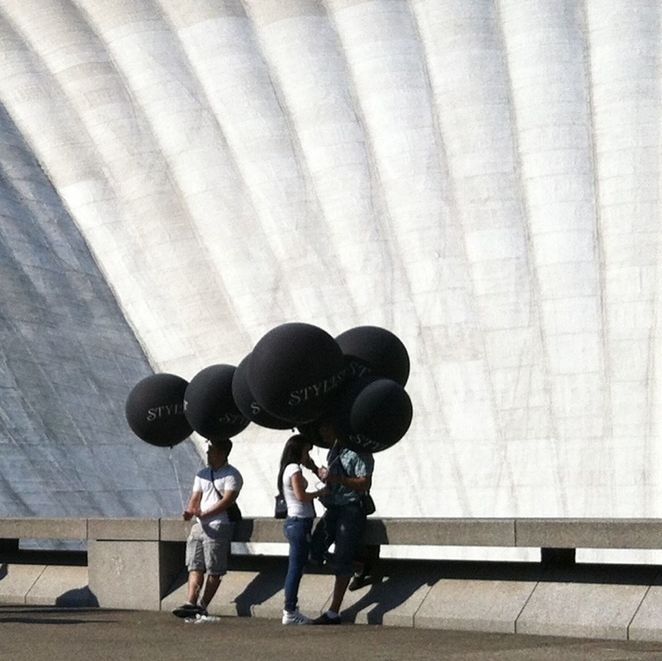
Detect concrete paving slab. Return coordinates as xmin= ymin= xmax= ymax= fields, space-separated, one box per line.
xmin=415 ymin=579 xmax=537 ymax=633
xmin=628 ymin=585 xmax=662 ymax=641
xmin=517 ymin=582 xmax=648 ymax=640
xmin=5 ymin=608 xmax=662 ymax=661
xmin=25 ymin=565 xmax=94 ymax=606
xmin=0 ymin=564 xmax=45 ymax=604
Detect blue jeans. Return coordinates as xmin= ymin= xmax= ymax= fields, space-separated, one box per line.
xmin=283 ymin=516 xmax=313 ymax=612
xmin=310 ymin=502 xmax=367 ymax=577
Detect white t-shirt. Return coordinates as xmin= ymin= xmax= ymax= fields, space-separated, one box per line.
xmin=192 ymin=463 xmax=243 ymax=530
xmin=282 ymin=463 xmax=315 ymax=518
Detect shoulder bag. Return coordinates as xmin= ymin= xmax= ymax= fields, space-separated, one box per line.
xmin=210 ymin=468 xmax=242 ymax=522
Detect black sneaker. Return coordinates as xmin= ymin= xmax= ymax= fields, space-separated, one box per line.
xmin=172 ymin=603 xmax=203 ymax=619
xmin=312 ymin=612 xmax=341 ymax=625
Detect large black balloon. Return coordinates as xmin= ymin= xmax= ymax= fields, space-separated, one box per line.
xmin=334 ymin=377 xmax=413 ymax=453
xmin=232 ymin=354 xmax=293 ymax=430
xmin=125 ymin=373 xmax=192 ymax=447
xmin=335 ymin=325 xmax=410 ymax=386
xmin=248 ymin=322 xmax=346 ymax=423
xmin=184 ymin=364 xmax=250 ymax=440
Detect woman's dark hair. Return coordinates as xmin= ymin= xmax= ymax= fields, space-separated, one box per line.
xmin=277 ymin=434 xmax=311 ymax=494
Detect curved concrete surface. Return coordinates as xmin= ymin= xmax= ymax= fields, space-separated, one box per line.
xmin=0 ymin=1 xmax=660 ymax=526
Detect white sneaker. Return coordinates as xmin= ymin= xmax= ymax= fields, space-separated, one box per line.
xmin=282 ymin=609 xmax=311 ymax=625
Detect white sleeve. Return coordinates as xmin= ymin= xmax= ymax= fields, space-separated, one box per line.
xmin=224 ymin=470 xmax=243 ymax=493
xmin=283 ymin=464 xmax=301 ymax=488
xmin=192 ymin=473 xmax=203 ymax=493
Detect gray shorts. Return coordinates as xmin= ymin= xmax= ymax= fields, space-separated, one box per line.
xmin=186 ymin=522 xmax=234 ymax=576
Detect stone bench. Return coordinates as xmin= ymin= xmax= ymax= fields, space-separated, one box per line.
xmin=5 ymin=517 xmax=662 ymax=641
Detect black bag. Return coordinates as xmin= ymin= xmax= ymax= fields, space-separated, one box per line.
xmin=227 ymin=501 xmax=242 ymax=522
xmin=210 ymin=467 xmax=242 ymax=522
xmin=274 ymin=493 xmax=287 ymax=519
xmin=361 ymin=493 xmax=376 ymax=516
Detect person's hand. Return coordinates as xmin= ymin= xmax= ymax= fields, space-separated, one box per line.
xmin=183 ymin=510 xmax=194 ymax=521
xmin=303 ymin=456 xmax=317 ymax=472
xmin=318 ymin=466 xmax=329 ymax=481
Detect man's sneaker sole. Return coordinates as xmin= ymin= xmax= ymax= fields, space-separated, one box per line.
xmin=172 ymin=605 xmax=203 ymax=619
xmin=312 ymin=613 xmax=341 ymax=625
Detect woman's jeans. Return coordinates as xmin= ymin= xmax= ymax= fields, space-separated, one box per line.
xmin=283 ymin=516 xmax=313 ymax=612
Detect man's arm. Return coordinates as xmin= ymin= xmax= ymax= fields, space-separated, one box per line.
xmin=326 ymin=473 xmax=371 ymax=492
xmin=183 ymin=491 xmax=202 ymax=520
xmin=198 ymin=490 xmax=239 ymax=519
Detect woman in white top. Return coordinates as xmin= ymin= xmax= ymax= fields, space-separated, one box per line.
xmin=277 ymin=433 xmax=326 ymax=625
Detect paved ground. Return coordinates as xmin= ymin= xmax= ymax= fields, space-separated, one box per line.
xmin=2 ymin=607 xmax=662 ymax=661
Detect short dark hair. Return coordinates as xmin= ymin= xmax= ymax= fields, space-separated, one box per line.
xmin=208 ymin=438 xmax=232 ymax=456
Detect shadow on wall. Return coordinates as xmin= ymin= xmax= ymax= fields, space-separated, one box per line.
xmin=232 ymin=563 xmax=286 ymax=617
xmin=55 ymin=586 xmax=99 ymax=608
xmin=340 ymin=571 xmax=436 ymax=625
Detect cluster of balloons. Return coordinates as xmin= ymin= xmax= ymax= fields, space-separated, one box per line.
xmin=125 ymin=323 xmax=413 ymax=454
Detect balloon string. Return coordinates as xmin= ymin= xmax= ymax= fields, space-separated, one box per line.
xmin=168 ymin=446 xmax=186 ymax=512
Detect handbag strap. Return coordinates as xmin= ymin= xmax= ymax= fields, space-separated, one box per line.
xmin=209 ymin=468 xmax=222 ymax=499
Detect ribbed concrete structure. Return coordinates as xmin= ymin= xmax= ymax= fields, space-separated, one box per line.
xmin=0 ymin=1 xmax=660 ymax=524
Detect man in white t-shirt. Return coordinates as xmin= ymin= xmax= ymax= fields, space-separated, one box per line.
xmin=172 ymin=438 xmax=243 ymax=619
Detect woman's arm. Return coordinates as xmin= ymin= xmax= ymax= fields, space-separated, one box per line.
xmin=291 ymin=470 xmax=325 ymax=502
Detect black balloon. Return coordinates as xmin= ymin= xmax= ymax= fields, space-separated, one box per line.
xmin=248 ymin=322 xmax=346 ymax=423
xmin=335 ymin=325 xmax=410 ymax=386
xmin=232 ymin=354 xmax=293 ymax=430
xmin=184 ymin=364 xmax=250 ymax=440
xmin=125 ymin=373 xmax=192 ymax=447
xmin=334 ymin=377 xmax=413 ymax=453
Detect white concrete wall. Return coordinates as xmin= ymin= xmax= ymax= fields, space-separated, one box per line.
xmin=0 ymin=1 xmax=660 ymax=528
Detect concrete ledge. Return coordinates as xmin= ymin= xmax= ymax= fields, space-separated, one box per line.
xmin=160 ymin=518 xmax=193 ymax=542
xmin=516 ymin=581 xmax=649 ymax=640
xmin=0 ymin=518 xmax=87 ymax=540
xmin=415 ymin=578 xmax=536 ymax=633
xmin=0 ymin=564 xmax=45 ymax=604
xmin=2 ymin=517 xmax=662 ymax=552
xmin=340 ymin=563 xmax=437 ymax=626
xmin=161 ymin=557 xmax=334 ymax=619
xmin=88 ymin=540 xmax=166 ymax=610
xmin=155 ymin=517 xmax=518 ymax=547
xmin=162 ymin=569 xmax=280 ymax=617
xmin=87 ymin=518 xmax=159 ymax=541
xmin=628 ymin=585 xmax=662 ymax=641
xmin=516 ymin=519 xmax=662 ymax=550
xmin=25 ymin=566 xmax=95 ymax=606
xmin=252 ymin=572 xmax=335 ymax=620
xmin=365 ymin=518 xmax=516 ymax=546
